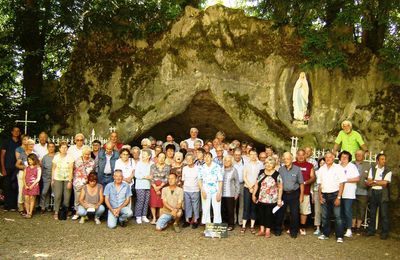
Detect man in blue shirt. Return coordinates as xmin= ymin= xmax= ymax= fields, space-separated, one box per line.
xmin=104 ymin=170 xmax=133 ymax=228
xmin=1 ymin=126 xmax=21 ymax=211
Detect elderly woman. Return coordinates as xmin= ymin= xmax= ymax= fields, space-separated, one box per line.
xmin=180 ymin=141 xmax=189 ymax=151
xmin=77 ymin=172 xmax=105 ymax=224
xmin=252 ymin=157 xmax=283 ymax=238
xmin=221 ymin=155 xmax=240 ymax=230
xmin=170 ymin=151 xmax=184 ymax=187
xmin=134 ymin=149 xmax=153 ymax=224
xmin=141 ymin=138 xmax=155 ymax=158
xmin=339 ymin=151 xmax=360 ymax=238
xmin=71 ymin=146 xmax=96 ymax=220
xmin=67 ymin=133 xmax=88 ymax=161
xmin=15 ymin=138 xmax=35 ymax=214
xmin=51 ymin=141 xmax=74 ymax=220
xmin=199 ymin=152 xmax=223 ymax=224
xmin=115 ymin=148 xmax=135 ymax=187
xmin=150 ymin=152 xmax=170 ymax=224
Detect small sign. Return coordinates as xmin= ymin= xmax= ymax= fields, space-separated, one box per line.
xmin=204 ymin=223 xmax=228 ymax=238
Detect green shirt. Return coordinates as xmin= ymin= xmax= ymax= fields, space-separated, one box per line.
xmin=335 ymin=130 xmax=365 ymax=159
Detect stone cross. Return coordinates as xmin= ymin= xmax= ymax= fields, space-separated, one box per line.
xmin=15 ymin=110 xmax=37 ymax=134
xmin=109 ymin=126 xmax=116 ymax=133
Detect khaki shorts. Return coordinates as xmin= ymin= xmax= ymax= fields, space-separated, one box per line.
xmin=300 ymin=195 xmax=311 ymax=215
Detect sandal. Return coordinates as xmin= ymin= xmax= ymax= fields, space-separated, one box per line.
xmin=25 ymin=214 xmax=32 ymax=219
xmin=227 ymin=226 xmax=234 ymax=231
xmin=250 ymin=228 xmax=256 ymax=234
xmin=18 ymin=211 xmax=26 ymax=216
xmin=53 ymin=213 xmax=59 ymax=220
xmin=240 ymin=227 xmax=246 ymax=234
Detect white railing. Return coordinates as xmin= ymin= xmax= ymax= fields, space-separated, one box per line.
xmin=290 ymin=136 xmax=379 ymax=163
xmin=32 ymin=129 xmax=109 ymax=147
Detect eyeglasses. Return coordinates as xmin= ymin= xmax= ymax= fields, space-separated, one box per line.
xmin=76 ymin=139 xmax=83 ymax=142
xmin=121 ymin=153 xmax=130 ymax=156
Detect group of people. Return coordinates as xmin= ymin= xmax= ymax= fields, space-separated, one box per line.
xmin=0 ymin=121 xmax=393 ymax=242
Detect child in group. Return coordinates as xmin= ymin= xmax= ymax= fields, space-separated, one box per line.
xmin=23 ymin=153 xmax=42 ymax=218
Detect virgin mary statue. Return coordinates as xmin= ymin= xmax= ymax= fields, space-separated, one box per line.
xmin=292 ymin=72 xmax=309 ymax=120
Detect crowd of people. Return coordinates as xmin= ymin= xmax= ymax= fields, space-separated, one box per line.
xmin=0 ymin=121 xmax=393 ymax=242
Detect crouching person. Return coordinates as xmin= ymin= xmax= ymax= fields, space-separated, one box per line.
xmin=77 ymin=172 xmax=105 ymax=224
xmin=156 ymin=173 xmax=183 ymax=233
xmin=104 ymin=170 xmax=133 ymax=228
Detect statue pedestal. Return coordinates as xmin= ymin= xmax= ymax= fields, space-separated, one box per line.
xmin=292 ymin=120 xmax=308 ymax=129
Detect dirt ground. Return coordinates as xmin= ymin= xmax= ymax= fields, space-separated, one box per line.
xmin=0 ymin=211 xmax=399 ymax=260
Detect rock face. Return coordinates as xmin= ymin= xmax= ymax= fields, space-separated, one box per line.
xmin=52 ymin=5 xmax=399 ymax=232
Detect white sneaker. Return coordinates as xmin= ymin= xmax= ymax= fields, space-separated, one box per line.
xmin=141 ymin=216 xmax=150 ymax=223
xmin=72 ymin=214 xmax=79 ymax=220
xmin=318 ymin=234 xmax=329 ymax=240
xmin=313 ymin=229 xmax=321 ymax=236
xmin=300 ymin=228 xmax=306 ymax=235
xmin=337 ymin=237 xmax=344 ymax=243
xmin=94 ymin=218 xmax=101 ymax=225
xmin=79 ymin=217 xmax=85 ymax=224
xmin=344 ymin=229 xmax=352 ymax=237
xmin=136 ymin=217 xmax=142 ymax=224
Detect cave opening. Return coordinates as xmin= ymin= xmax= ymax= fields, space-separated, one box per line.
xmin=133 ymin=91 xmax=266 ymax=151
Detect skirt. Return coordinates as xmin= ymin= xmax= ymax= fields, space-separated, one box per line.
xmin=150 ymin=180 xmax=163 ymax=208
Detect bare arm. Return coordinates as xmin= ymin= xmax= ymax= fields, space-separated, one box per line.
xmin=332 ymin=143 xmax=340 ymax=154
xmin=97 ymin=186 xmax=104 ymax=206
xmin=22 ymin=168 xmax=27 ymax=188
xmin=0 ymin=149 xmax=6 ymax=176
xmin=79 ymin=187 xmax=87 ymax=207
xmin=306 ymin=168 xmax=316 ymax=185
xmin=361 ymin=144 xmax=368 ymax=152
xmin=34 ymin=167 xmax=41 ymax=186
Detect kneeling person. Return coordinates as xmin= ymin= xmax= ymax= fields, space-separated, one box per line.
xmin=104 ymin=170 xmax=133 ymax=228
xmin=77 ymin=172 xmax=105 ymax=224
xmin=156 ymin=173 xmax=184 ymax=232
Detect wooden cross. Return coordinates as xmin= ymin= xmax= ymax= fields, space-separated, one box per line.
xmin=15 ymin=111 xmax=37 ymax=135
xmin=109 ymin=126 xmax=116 ymax=133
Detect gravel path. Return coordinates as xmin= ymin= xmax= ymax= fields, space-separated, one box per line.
xmin=0 ymin=211 xmax=399 ymax=259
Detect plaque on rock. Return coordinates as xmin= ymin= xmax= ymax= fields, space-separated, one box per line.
xmin=204 ymin=223 xmax=228 ymax=238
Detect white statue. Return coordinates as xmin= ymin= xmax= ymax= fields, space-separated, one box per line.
xmin=292 ymin=72 xmax=309 ymax=120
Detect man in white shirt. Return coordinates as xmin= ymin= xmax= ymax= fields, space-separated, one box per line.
xmin=185 ymin=127 xmax=203 ymax=149
xmin=33 ymin=132 xmax=48 ymax=160
xmin=317 ymin=152 xmax=347 ymax=243
xmin=366 ymin=153 xmax=392 ymax=239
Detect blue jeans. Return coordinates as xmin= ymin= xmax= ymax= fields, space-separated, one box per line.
xmin=156 ymin=214 xmax=174 ymax=229
xmin=368 ymin=190 xmax=390 ymax=236
xmin=341 ymin=199 xmax=354 ymax=229
xmin=321 ymin=192 xmax=344 ymax=238
xmin=276 ymin=189 xmax=300 ymax=235
xmin=77 ymin=205 xmax=105 ymax=218
xmin=102 ymin=174 xmax=114 ymax=187
xmin=107 ymin=207 xmax=133 ymax=228
xmin=184 ymin=191 xmax=200 ymax=221
xmin=242 ymin=187 xmax=256 ymax=220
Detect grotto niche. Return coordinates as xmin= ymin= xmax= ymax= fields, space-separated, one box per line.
xmin=133 ymin=91 xmax=266 ymax=150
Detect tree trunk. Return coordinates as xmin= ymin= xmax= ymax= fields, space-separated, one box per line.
xmin=361 ymin=0 xmax=390 ymax=53
xmin=16 ymin=0 xmax=44 ymax=102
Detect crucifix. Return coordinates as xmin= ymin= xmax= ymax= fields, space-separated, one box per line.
xmin=109 ymin=126 xmax=116 ymax=133
xmin=15 ymin=110 xmax=37 ymax=135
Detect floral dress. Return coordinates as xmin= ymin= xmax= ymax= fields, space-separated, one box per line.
xmin=257 ymin=171 xmax=281 ymax=204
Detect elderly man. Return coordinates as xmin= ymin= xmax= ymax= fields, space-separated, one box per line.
xmin=333 ymin=120 xmax=368 ymax=160
xmin=277 ymin=152 xmax=304 ymax=238
xmin=185 ymin=127 xmax=203 ymax=149
xmin=293 ymin=149 xmax=315 ymax=235
xmin=68 ymin=133 xmax=89 ymax=161
xmin=156 ymin=173 xmax=184 ymax=232
xmin=96 ymin=142 xmax=119 ymax=187
xmin=233 ymin=148 xmax=245 ymax=225
xmin=104 ymin=131 xmax=123 ymax=151
xmin=33 ymin=131 xmax=48 ymax=160
xmin=366 ymin=153 xmax=392 ymax=240
xmin=317 ymin=152 xmax=347 ymax=243
xmin=351 ymin=150 xmax=370 ymax=233
xmin=104 ymin=170 xmax=133 ymax=228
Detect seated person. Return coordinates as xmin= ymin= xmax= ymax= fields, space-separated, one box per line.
xmin=156 ymin=173 xmax=184 ymax=232
xmin=104 ymin=170 xmax=133 ymax=228
xmin=77 ymin=172 xmax=105 ymax=224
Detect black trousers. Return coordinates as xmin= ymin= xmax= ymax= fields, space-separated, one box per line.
xmin=221 ymin=197 xmax=236 ymax=227
xmin=276 ymin=189 xmax=300 ymax=235
xmin=257 ymin=203 xmax=276 ymax=228
xmin=3 ymin=168 xmax=18 ymax=210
